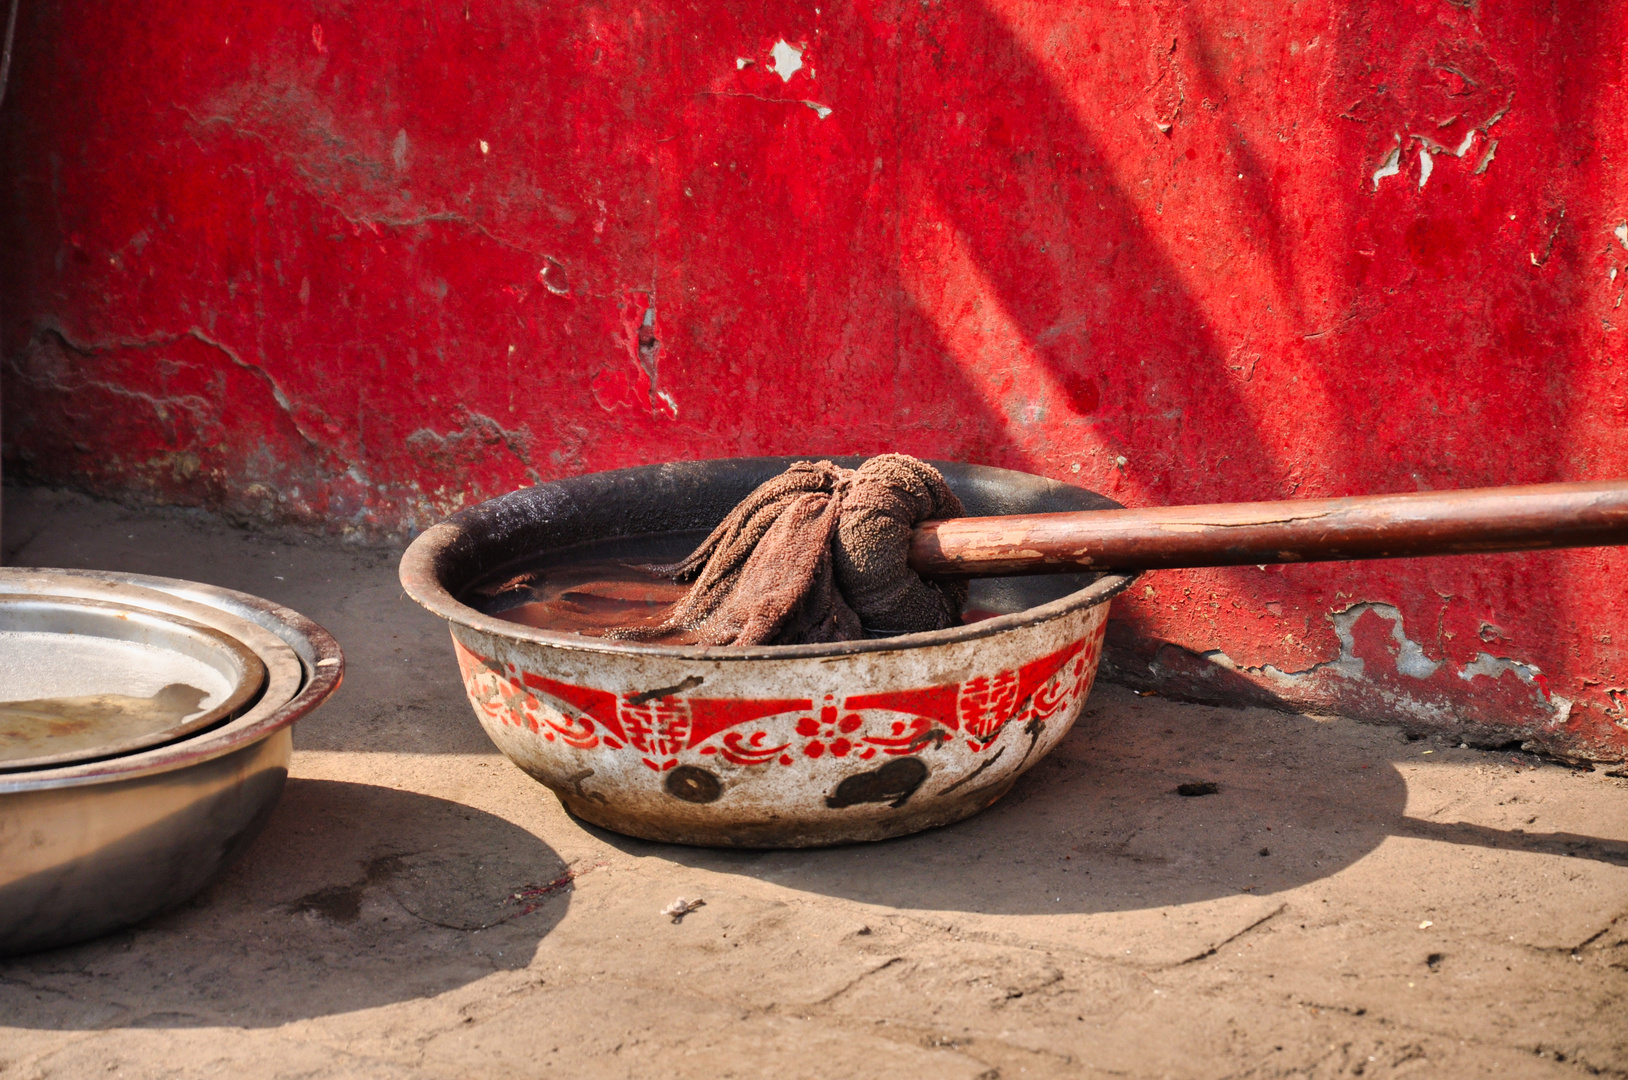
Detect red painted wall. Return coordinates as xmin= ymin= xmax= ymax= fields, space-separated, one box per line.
xmin=3 ymin=1 xmax=1625 ymax=757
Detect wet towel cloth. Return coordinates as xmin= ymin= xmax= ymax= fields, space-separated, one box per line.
xmin=613 ymin=455 xmax=968 ymax=647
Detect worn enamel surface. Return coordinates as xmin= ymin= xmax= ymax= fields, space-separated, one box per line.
xmin=448 ymin=603 xmax=1106 ymax=846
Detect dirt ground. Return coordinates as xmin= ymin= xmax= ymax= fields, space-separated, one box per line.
xmin=2 ymin=485 xmax=1625 ymax=1080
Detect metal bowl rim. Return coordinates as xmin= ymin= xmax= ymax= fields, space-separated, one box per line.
xmin=0 ymin=593 xmax=269 ymax=770
xmin=0 ymin=569 xmax=342 ymax=793
xmin=399 ymin=458 xmax=1139 ymax=662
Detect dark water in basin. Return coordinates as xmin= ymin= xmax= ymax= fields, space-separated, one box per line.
xmin=462 ymin=531 xmax=1004 ymax=643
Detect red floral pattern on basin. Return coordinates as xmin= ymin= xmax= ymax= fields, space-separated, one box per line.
xmin=454 ymin=631 xmax=1103 ymax=773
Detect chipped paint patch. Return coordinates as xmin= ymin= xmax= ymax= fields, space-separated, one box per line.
xmin=1615 ymin=223 xmax=1628 ymax=251
xmin=1417 ymin=148 xmax=1433 ymax=188
xmin=589 ymin=296 xmax=676 ymax=418
xmin=538 ymin=256 xmax=570 ymax=296
xmin=1149 ymin=603 xmax=1572 ymax=734
xmin=1480 ymin=98 xmax=1512 ymax=132
xmin=768 ymin=40 xmax=803 ymax=82
xmin=803 ymin=100 xmax=832 ymax=120
xmin=1371 ymin=138 xmax=1401 ymax=188
xmin=1200 ymin=604 xmax=1437 ymax=683
xmin=1461 ymin=653 xmax=1573 ymax=725
xmin=1330 ymin=603 xmax=1442 ymax=680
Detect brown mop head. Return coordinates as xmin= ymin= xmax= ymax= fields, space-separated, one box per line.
xmin=613 ymin=455 xmax=969 ymax=647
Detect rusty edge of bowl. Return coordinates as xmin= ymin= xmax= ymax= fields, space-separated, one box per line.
xmin=399 ymin=457 xmax=1140 ymax=663
xmin=0 ymin=569 xmax=344 ymax=794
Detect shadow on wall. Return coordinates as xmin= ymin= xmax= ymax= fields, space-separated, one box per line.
xmin=658 ymin=0 xmax=1286 ymax=499
xmin=0 ymin=781 xmax=572 ymax=1029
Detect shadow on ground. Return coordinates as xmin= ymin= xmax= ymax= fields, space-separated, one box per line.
xmin=584 ymin=688 xmax=1628 ymax=915
xmin=0 ymin=780 xmax=570 ymax=1029
xmin=583 ymin=694 xmax=1407 ymax=914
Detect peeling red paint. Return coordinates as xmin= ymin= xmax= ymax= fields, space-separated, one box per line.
xmin=1107 ymin=599 xmax=1590 ymax=755
xmin=1 ymin=0 xmax=1624 ymax=756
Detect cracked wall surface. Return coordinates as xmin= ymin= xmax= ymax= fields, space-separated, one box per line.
xmin=1 ymin=0 xmax=1625 ymax=756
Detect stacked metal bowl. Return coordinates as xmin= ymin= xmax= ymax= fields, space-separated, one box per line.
xmin=0 ymin=568 xmax=342 ymax=956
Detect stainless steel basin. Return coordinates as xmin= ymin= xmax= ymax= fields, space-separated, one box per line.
xmin=0 ymin=570 xmax=343 ymax=956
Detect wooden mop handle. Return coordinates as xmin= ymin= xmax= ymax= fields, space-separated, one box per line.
xmin=908 ymin=479 xmax=1628 ymax=577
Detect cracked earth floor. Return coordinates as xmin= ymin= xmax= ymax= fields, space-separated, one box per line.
xmin=2 ymin=485 xmax=1625 ymax=1080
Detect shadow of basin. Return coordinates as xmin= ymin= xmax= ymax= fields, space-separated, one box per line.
xmin=0 ymin=779 xmax=570 ymax=1028
xmin=584 ymin=692 xmax=1413 ymax=915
